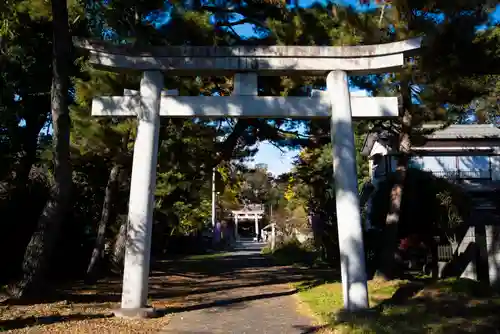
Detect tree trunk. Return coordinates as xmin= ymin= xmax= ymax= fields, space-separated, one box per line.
xmin=376 ymin=81 xmax=413 ymax=280
xmin=86 ymin=163 xmax=121 ymax=279
xmin=110 ymin=221 xmax=127 ymax=273
xmin=10 ymin=0 xmax=72 ymax=299
xmin=86 ymin=129 xmax=130 ymax=279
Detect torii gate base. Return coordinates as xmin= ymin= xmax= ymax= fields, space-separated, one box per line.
xmin=76 ymin=38 xmax=421 ymax=317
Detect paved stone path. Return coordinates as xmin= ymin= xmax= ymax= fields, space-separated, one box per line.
xmin=158 ymin=239 xmax=319 ymax=334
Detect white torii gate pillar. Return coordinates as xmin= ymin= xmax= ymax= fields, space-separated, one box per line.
xmin=234 ymin=215 xmax=239 ymax=240
xmin=327 ymin=71 xmax=368 ymax=310
xmin=115 ymin=71 xmax=163 ymax=318
xmin=254 ymin=215 xmax=259 ymax=241
xmin=271 ymin=223 xmax=276 ymax=251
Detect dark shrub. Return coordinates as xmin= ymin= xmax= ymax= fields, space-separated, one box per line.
xmin=367 ymin=168 xmax=472 ymax=274
xmin=369 ymin=168 xmax=471 ymax=240
xmin=0 ymin=167 xmax=51 ymax=283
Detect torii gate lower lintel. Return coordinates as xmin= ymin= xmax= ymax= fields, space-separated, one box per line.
xmin=75 ymin=38 xmax=422 ymax=317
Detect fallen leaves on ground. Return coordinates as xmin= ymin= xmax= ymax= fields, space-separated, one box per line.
xmin=0 ymin=291 xmax=173 ymax=333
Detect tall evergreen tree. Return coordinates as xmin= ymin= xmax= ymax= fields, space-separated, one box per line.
xmin=12 ymin=0 xmax=73 ymax=297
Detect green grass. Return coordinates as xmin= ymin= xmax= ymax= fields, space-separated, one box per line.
xmin=296 ymin=278 xmax=500 ymax=334
xmin=183 ymin=252 xmax=232 ymax=260
xmin=297 ymin=279 xmax=403 ymax=323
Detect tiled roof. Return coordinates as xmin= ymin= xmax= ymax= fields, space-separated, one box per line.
xmin=423 ymin=124 xmax=500 ymax=140
xmin=361 ymin=124 xmax=500 ymax=157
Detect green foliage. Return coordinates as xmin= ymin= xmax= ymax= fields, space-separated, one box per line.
xmin=170 ymin=199 xmax=212 ymax=235
xmin=262 ymin=236 xmax=316 ymax=265
xmin=239 ymin=165 xmax=275 ymax=205
xmin=267 ymin=5 xmax=365 ymax=46
xmin=292 ymin=128 xmax=369 ymax=217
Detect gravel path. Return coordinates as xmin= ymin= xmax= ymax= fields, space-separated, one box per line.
xmin=158 ymin=239 xmax=319 ymax=334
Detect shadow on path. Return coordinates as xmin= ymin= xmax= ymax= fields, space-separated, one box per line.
xmin=0 ymin=313 xmax=111 ymax=331
xmin=157 ymin=289 xmax=297 ymax=315
xmin=158 ymin=239 xmax=339 ymax=333
xmin=1 ymin=240 xmax=339 ymax=333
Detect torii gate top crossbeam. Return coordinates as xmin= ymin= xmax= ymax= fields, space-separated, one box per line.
xmin=73 ymin=37 xmax=422 ymax=75
xmin=232 ymin=210 xmax=264 ymax=215
xmin=231 ymin=209 xmax=264 ymax=220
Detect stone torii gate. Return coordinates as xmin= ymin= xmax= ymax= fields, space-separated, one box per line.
xmin=231 ymin=204 xmax=265 ymax=241
xmin=74 ymin=37 xmax=421 ymax=316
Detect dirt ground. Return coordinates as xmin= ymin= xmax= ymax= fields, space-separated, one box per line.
xmin=0 ymin=252 xmax=336 ymax=333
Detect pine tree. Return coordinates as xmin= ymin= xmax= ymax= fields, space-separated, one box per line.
xmin=12 ymin=0 xmax=73 ymax=298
